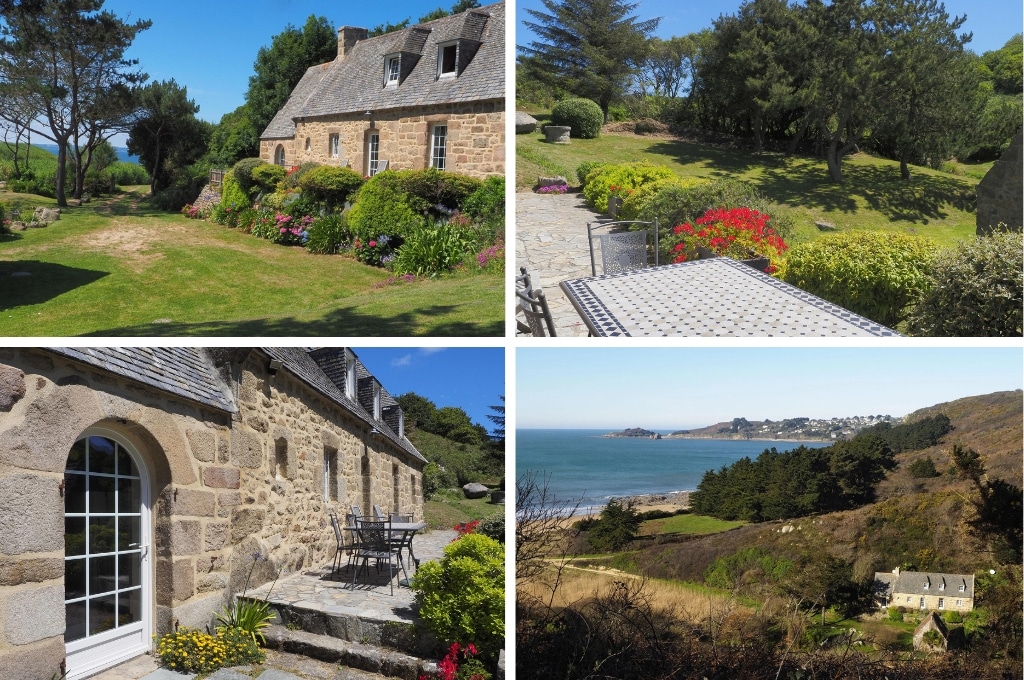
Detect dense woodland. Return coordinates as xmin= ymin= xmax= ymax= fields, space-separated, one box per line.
xmin=519 ymin=0 xmax=1022 ymax=180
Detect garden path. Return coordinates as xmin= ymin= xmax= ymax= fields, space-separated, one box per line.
xmin=515 ymin=190 xmax=602 ymax=337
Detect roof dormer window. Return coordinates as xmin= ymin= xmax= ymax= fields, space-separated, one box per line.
xmin=385 ymin=55 xmax=400 ymax=87
xmin=438 ymin=42 xmax=457 ymax=78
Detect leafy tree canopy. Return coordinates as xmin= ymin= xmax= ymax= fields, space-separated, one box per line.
xmin=128 ymin=79 xmax=209 ymax=193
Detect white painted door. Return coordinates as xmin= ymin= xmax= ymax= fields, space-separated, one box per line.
xmin=64 ymin=431 xmax=151 ymax=679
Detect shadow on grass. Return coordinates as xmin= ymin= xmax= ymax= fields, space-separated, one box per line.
xmin=0 ymin=260 xmax=109 ymax=310
xmin=83 ymin=303 xmax=503 ymax=337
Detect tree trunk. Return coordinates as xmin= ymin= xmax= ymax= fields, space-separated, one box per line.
xmin=54 ymin=140 xmax=68 ymax=208
xmin=899 ymin=149 xmax=910 ymax=180
xmin=825 ymin=134 xmax=844 ymax=183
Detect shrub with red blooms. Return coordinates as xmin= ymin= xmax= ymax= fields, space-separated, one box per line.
xmin=420 ymin=642 xmax=491 ymax=680
xmin=454 ymin=520 xmax=480 ymax=540
xmin=663 ymin=206 xmax=787 ymax=274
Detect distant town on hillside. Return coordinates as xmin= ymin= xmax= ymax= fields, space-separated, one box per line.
xmin=606 ymin=414 xmax=896 ymax=441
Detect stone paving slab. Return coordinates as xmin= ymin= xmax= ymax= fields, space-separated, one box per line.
xmin=515 ymin=191 xmax=604 ymax=336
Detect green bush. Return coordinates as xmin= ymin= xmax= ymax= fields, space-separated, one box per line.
xmin=304 ymin=213 xmax=351 ymax=254
xmin=155 ymin=626 xmax=264 ymax=673
xmin=477 ymin=513 xmax=504 ymax=544
xmin=298 ymin=165 xmax=364 ymax=209
xmin=423 ymin=462 xmax=456 ymax=499
xmin=220 ymin=169 xmax=249 ymax=209
xmin=282 ymin=162 xmax=319 ymax=189
xmin=106 ymin=161 xmax=150 ymax=186
xmin=462 ymin=175 xmax=505 ymax=227
xmin=551 ymin=97 xmax=604 ymax=139
xmin=412 ymin=533 xmax=504 ymax=660
xmin=782 ymin=231 xmax=939 ymax=328
xmin=576 ymin=161 xmax=607 ymax=188
xmin=905 ymin=231 xmax=1023 ymax=337
xmin=250 ymin=163 xmax=287 ymax=195
xmin=248 ymin=208 xmax=278 ymax=240
xmin=231 ymin=157 xmax=267 ymax=197
xmin=582 ymin=161 xmax=677 ymax=213
xmin=347 ymin=174 xmax=423 ymax=242
xmin=395 ymin=168 xmax=482 ymax=214
xmin=618 ymin=177 xmax=708 ymax=221
xmin=887 ymin=606 xmax=904 ymax=623
xmin=908 ymin=457 xmax=940 ymax=478
xmin=393 ymin=220 xmax=476 ymax=276
xmin=943 ymin=610 xmax=963 ymax=624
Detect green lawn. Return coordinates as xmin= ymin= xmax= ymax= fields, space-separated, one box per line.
xmin=639 ymin=512 xmax=745 ymax=537
xmin=517 ymin=125 xmax=986 ymax=248
xmin=424 ymin=488 xmax=503 ymax=530
xmin=0 ymin=188 xmax=503 ymax=336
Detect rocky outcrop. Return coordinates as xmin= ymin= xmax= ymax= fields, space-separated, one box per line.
xmin=516 ymin=111 xmax=538 ymax=134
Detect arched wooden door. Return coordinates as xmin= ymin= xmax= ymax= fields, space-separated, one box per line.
xmin=64 ymin=429 xmax=152 ymax=679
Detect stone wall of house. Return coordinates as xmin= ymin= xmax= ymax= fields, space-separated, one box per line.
xmin=260 ymin=100 xmax=504 ymax=179
xmin=890 ymin=591 xmax=973 ymax=613
xmin=0 ymin=348 xmax=422 ymax=679
xmin=976 ymin=128 xmax=1023 ymax=235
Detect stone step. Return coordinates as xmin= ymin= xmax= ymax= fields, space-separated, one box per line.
xmin=263 ymin=625 xmax=436 ymax=680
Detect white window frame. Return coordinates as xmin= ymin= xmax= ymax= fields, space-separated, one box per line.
xmin=430 ymin=124 xmax=447 ymax=171
xmin=385 ymin=55 xmax=400 ymax=86
xmin=329 ymin=133 xmax=340 ymax=159
xmin=938 ymin=598 xmax=944 ymax=610
xmin=437 ymin=41 xmax=458 ymax=78
xmin=274 ymin=145 xmax=285 ymax=166
xmin=367 ymin=133 xmax=380 ymax=176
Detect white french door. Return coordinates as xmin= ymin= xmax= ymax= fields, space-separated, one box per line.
xmin=64 ymin=430 xmax=151 ymax=679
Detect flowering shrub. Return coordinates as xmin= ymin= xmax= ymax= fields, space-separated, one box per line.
xmin=662 ymin=207 xmax=788 ymax=274
xmin=180 ymin=203 xmax=204 ymax=219
xmin=275 ymin=213 xmax=312 ymax=246
xmin=454 ymin=520 xmax=480 ymax=539
xmin=420 ymin=642 xmax=491 ymax=680
xmin=535 ymin=184 xmax=567 ymax=194
xmin=412 ymin=534 xmax=504 ymax=661
xmin=354 ymin=234 xmax=400 ymax=266
xmin=582 ymin=161 xmax=676 ymax=213
xmin=156 ymin=626 xmax=263 ymax=673
xmin=475 ymin=238 xmax=504 ymax=272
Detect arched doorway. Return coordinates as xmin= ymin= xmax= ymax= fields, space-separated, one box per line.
xmin=64 ymin=428 xmax=152 ymax=679
xmin=275 ymin=144 xmax=286 ymax=166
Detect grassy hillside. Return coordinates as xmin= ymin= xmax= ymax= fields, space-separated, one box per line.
xmin=517 ymin=124 xmax=986 ymax=248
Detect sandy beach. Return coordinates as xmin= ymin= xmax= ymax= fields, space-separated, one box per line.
xmin=571 ymin=490 xmax=691 ymax=518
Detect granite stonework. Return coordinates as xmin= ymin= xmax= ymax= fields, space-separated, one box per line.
xmin=0 ymin=348 xmax=425 ymax=679
xmin=976 ymin=129 xmax=1023 ymax=235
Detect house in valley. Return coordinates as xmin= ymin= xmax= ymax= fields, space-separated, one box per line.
xmin=259 ymin=2 xmax=505 ymax=179
xmin=0 ymin=347 xmax=424 ymax=680
xmin=873 ymin=567 xmax=975 ymax=613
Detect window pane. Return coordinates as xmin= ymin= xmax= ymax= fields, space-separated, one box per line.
xmin=118 ymin=516 xmax=141 ymax=552
xmin=89 ymin=555 xmax=116 ymax=596
xmin=117 ymin=446 xmax=138 ymax=478
xmin=89 ymin=476 xmax=116 ymax=514
xmin=65 ymin=472 xmax=87 ymax=513
xmin=88 ymin=437 xmax=116 ymax=474
xmin=90 ymin=517 xmax=116 ymax=554
xmin=89 ymin=594 xmax=117 ymax=635
xmin=66 ymin=517 xmax=86 ymax=557
xmin=441 ymin=44 xmax=457 ymax=73
xmin=119 ymin=553 xmax=141 ymax=589
xmin=65 ymin=558 xmax=87 ymax=600
xmin=67 ymin=440 xmax=87 ymax=471
xmin=118 ymin=476 xmax=139 ymax=513
xmin=65 ymin=600 xmax=87 ymax=642
xmin=119 ymin=588 xmax=142 ymax=626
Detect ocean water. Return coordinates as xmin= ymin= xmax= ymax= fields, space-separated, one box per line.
xmin=517 ymin=429 xmax=832 ymax=511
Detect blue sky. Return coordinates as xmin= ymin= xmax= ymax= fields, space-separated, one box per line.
xmin=517 ymin=0 xmax=1023 ymax=57
xmin=98 ymin=0 xmax=473 ymax=135
xmin=517 ymin=348 xmax=1023 ymax=430
xmin=352 ymin=347 xmax=505 ymax=433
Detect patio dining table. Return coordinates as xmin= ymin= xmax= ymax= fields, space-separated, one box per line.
xmin=559 ymin=257 xmax=901 ymax=337
xmin=345 ymin=521 xmax=428 ymax=568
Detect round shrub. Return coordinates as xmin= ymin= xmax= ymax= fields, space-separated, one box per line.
xmin=283 ymin=162 xmax=319 ymax=189
xmin=462 ymin=175 xmax=505 ymax=226
xmin=392 ymin=220 xmax=476 ymax=276
xmin=619 ymin=177 xmax=708 ymax=221
xmin=250 ymin=163 xmax=287 ymax=195
xmin=412 ymin=533 xmax=504 ymax=660
xmin=550 ymin=97 xmax=604 ymax=139
xmin=305 ymin=213 xmax=351 ymax=254
xmin=905 ymin=231 xmax=1022 ymax=337
xmin=347 ymin=173 xmax=424 ymax=242
xmin=582 ymin=161 xmax=676 ymax=213
xmin=396 ymin=168 xmax=483 ymax=214
xmin=782 ymin=231 xmax=939 ymax=328
xmin=220 ymin=170 xmax=249 ymax=209
xmin=477 ymin=513 xmax=504 ymax=544
xmin=231 ymin=157 xmax=267 ymax=197
xmin=298 ymin=165 xmax=365 ymax=209
xmin=576 ymin=161 xmax=607 ymax=188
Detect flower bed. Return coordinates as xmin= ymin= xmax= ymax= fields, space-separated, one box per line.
xmin=663 ymin=207 xmax=788 ymax=274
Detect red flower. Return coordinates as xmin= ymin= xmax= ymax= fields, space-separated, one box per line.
xmin=369 ymin=240 xmax=377 ymax=248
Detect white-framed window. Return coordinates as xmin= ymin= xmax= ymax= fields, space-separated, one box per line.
xmin=304 ymin=137 xmax=311 ymax=151
xmin=938 ymin=598 xmax=944 ymax=610
xmin=430 ymin=124 xmax=447 ymax=171
xmin=329 ymin=133 xmax=340 ymax=159
xmin=367 ymin=133 xmax=379 ymax=176
xmin=919 ymin=597 xmax=925 ymax=610
xmin=956 ymin=599 xmax=963 ymax=607
xmin=385 ymin=55 xmax=400 ymax=86
xmin=437 ymin=42 xmax=457 ymax=78
xmin=959 ymin=584 xmax=965 ymax=592
xmin=274 ymin=144 xmax=285 ymax=166
xmin=323 ymin=448 xmax=338 ymax=503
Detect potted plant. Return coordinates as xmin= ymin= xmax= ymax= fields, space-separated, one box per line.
xmin=663 ymin=206 xmax=787 ymax=274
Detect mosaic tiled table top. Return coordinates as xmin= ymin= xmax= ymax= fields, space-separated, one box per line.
xmin=559 ymin=258 xmax=901 ymax=337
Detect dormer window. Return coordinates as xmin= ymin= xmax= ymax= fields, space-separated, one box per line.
xmin=438 ymin=42 xmax=457 ymax=78
xmin=959 ymin=584 xmax=965 ymax=592
xmin=385 ymin=55 xmax=400 ymax=86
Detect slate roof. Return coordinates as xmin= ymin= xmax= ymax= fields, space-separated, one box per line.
xmin=261 ymin=348 xmax=425 ymax=463
xmin=261 ymin=1 xmax=504 ymax=140
xmin=875 ymin=570 xmax=975 ymax=599
xmin=46 ymin=348 xmax=236 ymax=413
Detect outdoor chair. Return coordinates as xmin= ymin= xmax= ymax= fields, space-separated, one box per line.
xmin=328 ymin=512 xmax=347 ymax=580
xmin=350 ymin=504 xmax=362 ymax=519
xmin=389 ymin=514 xmax=414 ymax=568
xmin=516 ymin=267 xmax=557 ymax=337
xmin=373 ymin=504 xmax=386 ymax=520
xmin=350 ymin=517 xmax=408 ymax=596
xmin=587 ymin=219 xmax=659 ymax=276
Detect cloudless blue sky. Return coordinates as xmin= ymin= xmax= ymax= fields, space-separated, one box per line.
xmin=98 ymin=0 xmax=474 ymax=143
xmin=353 ymin=347 xmax=505 ymax=433
xmin=517 ymin=348 xmax=1023 ymax=430
xmin=517 ymin=0 xmax=1022 ymax=57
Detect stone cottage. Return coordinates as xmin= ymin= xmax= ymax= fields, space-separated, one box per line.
xmin=260 ymin=2 xmax=505 ymax=179
xmin=873 ymin=567 xmax=975 ymax=613
xmin=0 ymin=347 xmax=425 ymax=680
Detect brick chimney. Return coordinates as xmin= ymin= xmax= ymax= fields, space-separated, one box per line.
xmin=337 ymin=26 xmax=368 ymax=59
